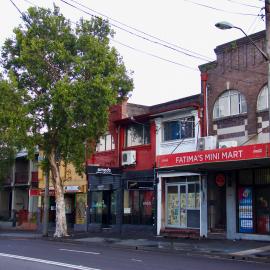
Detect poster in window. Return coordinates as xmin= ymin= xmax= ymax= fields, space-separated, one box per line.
xmin=75 ymin=193 xmax=87 ymax=225
xmin=167 ymin=193 xmax=179 ymax=225
xmin=188 ymin=192 xmax=195 ymax=208
xmin=238 ymin=187 xmax=253 ymax=233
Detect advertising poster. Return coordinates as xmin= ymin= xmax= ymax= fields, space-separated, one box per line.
xmin=75 ymin=193 xmax=87 ymax=225
xmin=167 ymin=193 xmax=179 ymax=226
xmin=238 ymin=187 xmax=253 ymax=233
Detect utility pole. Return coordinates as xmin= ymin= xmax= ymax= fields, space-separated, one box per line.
xmin=265 ymin=1 xmax=270 ymax=141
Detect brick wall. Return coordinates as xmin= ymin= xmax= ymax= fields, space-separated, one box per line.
xmin=200 ymin=30 xmax=268 ymax=144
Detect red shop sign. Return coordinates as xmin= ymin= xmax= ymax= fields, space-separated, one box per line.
xmin=156 ymin=143 xmax=270 ymax=168
xmin=30 ymin=189 xmax=41 ymax=196
xmin=215 ymin=174 xmax=225 ymax=187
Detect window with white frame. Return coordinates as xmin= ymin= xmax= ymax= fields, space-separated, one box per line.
xmin=163 ymin=116 xmax=195 ymax=142
xmin=213 ymin=90 xmax=247 ymax=119
xmin=96 ymin=133 xmax=115 ymax=152
xmin=125 ymin=122 xmax=150 ymax=147
xmin=257 ymin=85 xmax=269 ymax=111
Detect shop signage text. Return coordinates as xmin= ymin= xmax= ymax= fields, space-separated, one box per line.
xmin=87 ymin=165 xmax=121 ymax=175
xmin=64 ymin=186 xmax=81 ymax=193
xmin=96 ymin=168 xmax=112 ymax=174
xmin=157 ymin=143 xmax=270 ymax=168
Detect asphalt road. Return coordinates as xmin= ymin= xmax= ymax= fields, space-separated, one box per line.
xmin=0 ymin=237 xmax=269 ymax=270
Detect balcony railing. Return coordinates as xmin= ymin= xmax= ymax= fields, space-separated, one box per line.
xmin=15 ymin=172 xmax=29 ymax=184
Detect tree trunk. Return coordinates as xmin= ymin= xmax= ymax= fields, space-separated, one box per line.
xmin=48 ymin=151 xmax=68 ymax=237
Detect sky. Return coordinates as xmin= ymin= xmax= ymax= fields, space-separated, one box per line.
xmin=0 ymin=0 xmax=266 ymax=106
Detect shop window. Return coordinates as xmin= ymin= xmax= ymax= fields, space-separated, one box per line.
xmin=257 ymin=85 xmax=268 ymax=111
xmin=96 ymin=133 xmax=115 ymax=152
xmin=166 ymin=179 xmax=200 ymax=229
xmin=125 ymin=122 xmax=150 ymax=147
xmin=238 ymin=168 xmax=270 ymax=235
xmin=90 ymin=191 xmax=116 ymax=225
xmin=213 ymin=90 xmax=247 ymax=119
xmin=123 ymin=190 xmax=154 ymax=225
xmin=90 ymin=192 xmax=102 ymax=223
xmin=163 ymin=116 xmax=195 ymax=142
xmin=188 ymin=183 xmax=200 ymax=209
xmin=254 ymin=168 xmax=270 ymax=185
xmin=256 ymin=188 xmax=270 ymax=234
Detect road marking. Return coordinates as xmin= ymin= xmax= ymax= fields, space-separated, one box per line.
xmin=231 ymin=245 xmax=270 ymax=256
xmin=60 ymin=248 xmax=100 ymax=255
xmin=0 ymin=252 xmax=101 ymax=270
xmin=131 ymin=258 xmax=143 ymax=262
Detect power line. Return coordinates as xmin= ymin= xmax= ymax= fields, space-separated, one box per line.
xmin=183 ymin=0 xmax=263 ymax=17
xmin=226 ymin=0 xmax=262 ymax=9
xmin=65 ymin=0 xmax=213 ymax=62
xmin=59 ymin=0 xmax=212 ymax=62
xmin=9 ymin=0 xmax=24 ymax=17
xmin=247 ymin=8 xmax=263 ymax=33
xmin=14 ymin=0 xmax=200 ymax=71
xmin=111 ymin=39 xmax=198 ymax=71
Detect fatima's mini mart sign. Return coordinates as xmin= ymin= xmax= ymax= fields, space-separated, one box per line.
xmin=156 ymin=143 xmax=270 ymax=168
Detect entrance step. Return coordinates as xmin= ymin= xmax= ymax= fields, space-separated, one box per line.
xmin=161 ymin=228 xmax=199 ymax=239
xmin=208 ymin=231 xmax=226 ymax=239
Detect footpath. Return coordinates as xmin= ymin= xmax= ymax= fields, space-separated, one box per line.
xmin=1 ymin=230 xmax=270 ymax=263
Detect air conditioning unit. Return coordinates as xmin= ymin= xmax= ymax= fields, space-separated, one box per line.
xmin=198 ymin=136 xmax=217 ymax=151
xmin=218 ymin=140 xmax=238 ymax=149
xmin=121 ymin=150 xmax=136 ymax=166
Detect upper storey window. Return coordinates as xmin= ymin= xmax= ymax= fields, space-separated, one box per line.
xmin=163 ymin=116 xmax=195 ymax=141
xmin=125 ymin=122 xmax=150 ymax=147
xmin=257 ymin=85 xmax=269 ymax=111
xmin=96 ymin=133 xmax=115 ymax=152
xmin=213 ymin=90 xmax=247 ymax=119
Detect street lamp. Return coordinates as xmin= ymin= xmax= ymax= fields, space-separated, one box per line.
xmin=215 ymin=22 xmax=268 ymax=60
xmin=215 ymin=21 xmax=270 ymax=142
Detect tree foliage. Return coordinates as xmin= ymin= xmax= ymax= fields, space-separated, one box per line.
xmin=0 ymin=5 xmax=133 ymax=236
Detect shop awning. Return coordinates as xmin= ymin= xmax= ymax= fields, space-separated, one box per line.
xmin=156 ymin=143 xmax=270 ymax=173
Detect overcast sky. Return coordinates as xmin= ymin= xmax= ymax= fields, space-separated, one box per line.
xmin=0 ymin=0 xmax=266 ymax=105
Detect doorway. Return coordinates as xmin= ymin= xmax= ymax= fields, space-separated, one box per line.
xmin=102 ymin=191 xmax=111 ymax=227
xmin=90 ymin=190 xmax=116 ymax=227
xmin=208 ymin=176 xmax=227 ymax=233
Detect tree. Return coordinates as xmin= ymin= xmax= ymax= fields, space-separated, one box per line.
xmin=0 ymin=78 xmax=24 ymax=184
xmin=0 ymin=6 xmax=133 ymax=237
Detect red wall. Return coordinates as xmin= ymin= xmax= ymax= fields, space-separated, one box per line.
xmin=120 ymin=120 xmax=156 ymax=171
xmin=88 ymin=110 xmax=156 ymax=171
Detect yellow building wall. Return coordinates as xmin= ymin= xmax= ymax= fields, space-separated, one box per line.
xmin=38 ymin=161 xmax=86 ymax=189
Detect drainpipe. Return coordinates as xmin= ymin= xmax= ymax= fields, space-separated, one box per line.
xmin=201 ymin=72 xmax=209 ymax=137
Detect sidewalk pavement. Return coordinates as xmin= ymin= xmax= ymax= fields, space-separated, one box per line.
xmin=1 ymin=230 xmax=270 ymax=263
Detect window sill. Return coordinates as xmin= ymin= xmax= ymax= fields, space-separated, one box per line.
xmin=213 ymin=113 xmax=247 ymax=122
xmin=123 ymin=144 xmax=151 ymax=151
xmin=161 ymin=138 xmax=196 ymax=146
xmin=94 ymin=150 xmax=116 ymax=155
xmin=256 ymin=109 xmax=269 ymax=114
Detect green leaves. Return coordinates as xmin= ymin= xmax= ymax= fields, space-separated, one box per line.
xmin=0 ymin=5 xmax=133 ymax=173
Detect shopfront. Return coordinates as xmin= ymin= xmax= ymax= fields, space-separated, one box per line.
xmin=87 ymin=166 xmax=122 ymax=232
xmin=156 ymin=172 xmax=205 ymax=237
xmin=122 ymin=170 xmax=155 ymax=233
xmin=157 ymin=143 xmax=270 ymax=240
xmin=40 ymin=185 xmax=87 ymax=230
xmin=237 ymin=168 xmax=270 ymax=235
xmin=165 ymin=176 xmax=200 ymax=229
